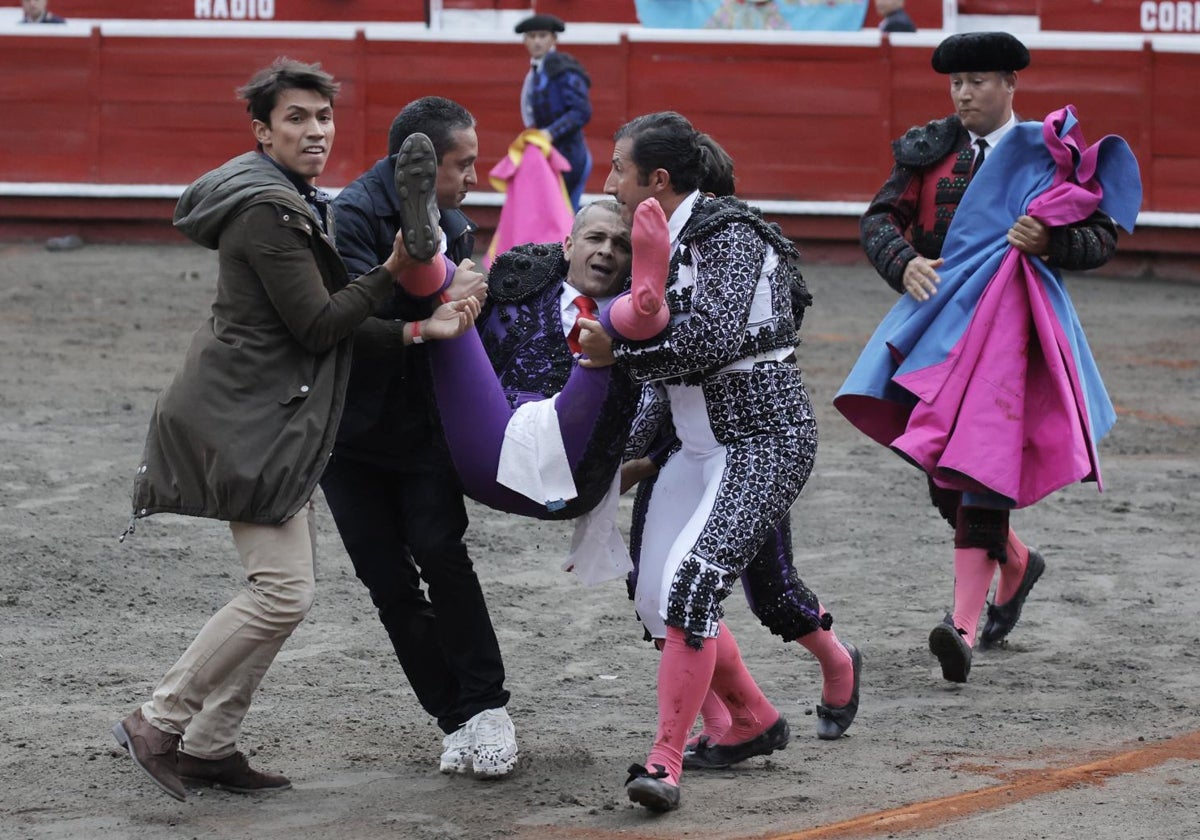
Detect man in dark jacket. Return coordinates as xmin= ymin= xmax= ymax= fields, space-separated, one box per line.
xmin=516 ymin=13 xmax=593 ymax=211
xmin=875 ymin=0 xmax=916 ymax=33
xmin=113 ymin=60 xmax=474 ymax=802
xmin=320 ymin=96 xmax=519 ymax=779
xmin=21 ymin=0 xmax=66 ymax=22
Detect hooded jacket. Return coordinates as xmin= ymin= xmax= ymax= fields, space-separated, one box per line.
xmin=130 ymin=151 xmax=394 ymax=525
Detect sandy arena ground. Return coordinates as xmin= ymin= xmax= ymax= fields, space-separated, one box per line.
xmin=1 ymin=241 xmax=1198 ymax=840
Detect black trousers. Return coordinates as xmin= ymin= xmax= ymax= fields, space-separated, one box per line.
xmin=320 ymin=450 xmax=509 ymax=733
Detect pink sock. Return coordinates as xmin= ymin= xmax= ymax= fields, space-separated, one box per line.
xmin=609 ymin=197 xmax=670 ymax=341
xmin=645 ymin=626 xmax=715 ymax=785
xmin=797 ymin=607 xmax=854 ymax=707
xmin=995 ymin=528 xmax=1031 ymax=605
xmin=708 ymin=622 xmax=779 ymax=745
xmin=689 ymin=689 xmax=732 ymax=748
xmin=952 ymin=547 xmax=999 ymax=646
xmin=398 ymin=255 xmax=451 ymax=299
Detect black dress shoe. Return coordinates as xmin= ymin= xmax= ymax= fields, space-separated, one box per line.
xmin=681 ymin=715 xmax=789 ymax=770
xmin=625 ymin=763 xmax=680 ymax=812
xmin=980 ymin=550 xmax=1046 ymax=648
xmin=928 ymin=614 xmax=972 ymax=683
xmin=816 ymin=642 xmax=862 ymax=740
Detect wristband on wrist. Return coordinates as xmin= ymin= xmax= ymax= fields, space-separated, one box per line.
xmin=410 ymin=319 xmax=424 ymax=344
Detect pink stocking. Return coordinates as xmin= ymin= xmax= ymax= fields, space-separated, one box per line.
xmin=645 ymin=626 xmax=715 ymax=785
xmin=995 ymin=528 xmax=1031 ymax=604
xmin=952 ymin=547 xmax=998 ymax=646
xmin=609 ymin=197 xmax=671 ymax=340
xmin=708 ymin=622 xmax=779 ymax=745
xmin=689 ymin=690 xmax=732 ymax=748
xmin=797 ymin=606 xmax=854 ymax=707
xmin=397 ymin=255 xmax=452 ymax=300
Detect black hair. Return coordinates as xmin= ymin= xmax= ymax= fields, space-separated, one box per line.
xmin=387 ymin=96 xmax=476 ymax=160
xmin=613 ymin=111 xmax=709 ymax=194
xmin=697 ymin=133 xmax=735 ymax=197
xmin=237 ymin=57 xmax=339 ymax=125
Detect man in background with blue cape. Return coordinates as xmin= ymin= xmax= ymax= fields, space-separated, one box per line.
xmin=841 ymin=32 xmax=1141 ymax=684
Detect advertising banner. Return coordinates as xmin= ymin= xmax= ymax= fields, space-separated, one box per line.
xmin=634 ymin=0 xmax=869 ymax=31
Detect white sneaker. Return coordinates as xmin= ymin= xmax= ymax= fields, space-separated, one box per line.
xmin=439 ymin=724 xmax=472 ymax=775
xmin=467 ymin=707 xmax=518 ymax=778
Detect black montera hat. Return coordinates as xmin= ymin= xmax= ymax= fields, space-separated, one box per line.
xmin=931 ymin=32 xmax=1030 ymax=73
xmin=515 ymin=14 xmax=565 ymax=34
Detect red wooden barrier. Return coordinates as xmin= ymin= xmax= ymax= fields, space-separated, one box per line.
xmin=2 ymin=27 xmax=1198 ymax=264
xmin=958 ymin=1 xmax=1037 ymax=13
xmin=624 ymin=40 xmax=886 ymax=200
xmin=535 ymin=1 xmax=640 ymax=24
xmin=1041 ymin=0 xmax=1200 ymax=33
xmin=46 ymin=0 xmax=426 ymax=21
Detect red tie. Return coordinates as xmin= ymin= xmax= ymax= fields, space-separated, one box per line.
xmin=567 ymin=295 xmax=598 ymax=354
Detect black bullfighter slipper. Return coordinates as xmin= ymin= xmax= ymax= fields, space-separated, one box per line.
xmin=928 ymin=613 xmax=972 ymax=683
xmin=980 ymin=549 xmax=1046 ymax=648
xmin=816 ymin=642 xmax=862 ymax=740
xmin=681 ymin=715 xmax=789 ymax=770
xmin=625 ymin=763 xmax=680 ymax=812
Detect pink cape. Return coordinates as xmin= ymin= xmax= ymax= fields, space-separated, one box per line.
xmin=485 ymin=130 xmax=575 ymax=268
xmin=835 ymin=107 xmax=1142 ymax=509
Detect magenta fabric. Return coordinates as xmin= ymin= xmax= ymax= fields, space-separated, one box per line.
xmin=892 ymin=248 xmax=1098 ymax=505
xmin=836 ymin=106 xmax=1142 ymax=509
xmin=485 ymin=131 xmax=575 ymax=269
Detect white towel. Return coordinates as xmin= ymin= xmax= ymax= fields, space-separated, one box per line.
xmin=563 ymin=470 xmax=632 ymax=586
xmin=496 ymin=395 xmax=578 ymax=508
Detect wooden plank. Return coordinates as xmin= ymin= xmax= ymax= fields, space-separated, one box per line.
xmin=2 ymin=30 xmax=1199 ymax=215
xmin=535 ymin=0 xmax=640 ymax=24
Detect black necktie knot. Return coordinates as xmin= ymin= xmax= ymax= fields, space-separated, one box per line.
xmin=970 ymin=138 xmax=989 ymax=178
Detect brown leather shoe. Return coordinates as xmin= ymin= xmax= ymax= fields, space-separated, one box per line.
xmin=177 ymin=750 xmax=292 ymax=794
xmin=111 ymin=709 xmax=186 ymax=801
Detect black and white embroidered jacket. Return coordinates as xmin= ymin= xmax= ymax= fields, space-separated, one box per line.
xmin=612 ymin=192 xmax=809 ymax=389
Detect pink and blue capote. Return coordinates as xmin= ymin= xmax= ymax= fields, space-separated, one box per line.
xmin=835 ymin=106 xmax=1142 ymax=509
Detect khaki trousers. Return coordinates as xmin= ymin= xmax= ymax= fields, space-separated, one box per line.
xmin=141 ymin=502 xmax=317 ymax=759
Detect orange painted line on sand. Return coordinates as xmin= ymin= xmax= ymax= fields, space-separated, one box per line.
xmin=1112 ymin=403 xmax=1189 ymax=427
xmin=516 ymin=732 xmax=1200 ymax=840
xmin=1114 ymin=356 xmax=1198 ymax=371
xmin=764 ymin=731 xmax=1200 ymax=840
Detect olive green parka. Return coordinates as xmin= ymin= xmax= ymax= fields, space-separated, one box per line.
xmin=130 ymin=151 xmax=394 ymax=526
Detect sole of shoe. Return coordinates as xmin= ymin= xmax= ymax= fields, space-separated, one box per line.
xmin=394 ymin=133 xmax=440 ymax=262
xmin=180 ymin=776 xmax=293 ymax=794
xmin=439 ymin=756 xmax=472 ymax=775
xmin=928 ymin=625 xmax=971 ymax=683
xmin=111 ymin=721 xmax=186 ymax=802
xmin=626 ymin=777 xmax=681 ymax=812
xmin=472 ymin=756 xmax=518 ymax=779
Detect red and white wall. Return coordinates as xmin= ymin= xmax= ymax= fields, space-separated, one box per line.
xmin=2 ymin=2 xmax=1197 ymax=271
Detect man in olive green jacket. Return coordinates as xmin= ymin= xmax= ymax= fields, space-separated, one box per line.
xmin=111 ymin=58 xmax=475 ymax=802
